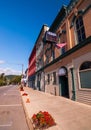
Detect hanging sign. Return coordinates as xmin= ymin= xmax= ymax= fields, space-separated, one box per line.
xmin=45 ymin=31 xmax=57 ymax=43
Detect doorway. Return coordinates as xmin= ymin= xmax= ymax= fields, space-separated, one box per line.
xmin=59 ymin=75 xmax=69 ymax=98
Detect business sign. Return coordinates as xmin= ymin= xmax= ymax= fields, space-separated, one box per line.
xmin=45 ymin=31 xmax=57 ymax=43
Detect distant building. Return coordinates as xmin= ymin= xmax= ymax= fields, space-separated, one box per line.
xmin=28 ymin=25 xmax=49 ymax=89
xmin=25 ymin=68 xmax=28 ymax=86
xmin=28 ymin=45 xmax=36 ymax=88
xmin=35 ymin=25 xmax=49 ymax=91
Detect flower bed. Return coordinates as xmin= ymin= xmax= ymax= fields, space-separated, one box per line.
xmin=31 ymin=111 xmax=56 ymax=129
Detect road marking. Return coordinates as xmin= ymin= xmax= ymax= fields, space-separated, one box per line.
xmin=0 ymin=121 xmax=12 ymax=127
xmin=4 ymin=94 xmax=19 ymax=96
xmin=7 ymin=90 xmax=18 ymax=92
xmin=0 ymin=104 xmax=22 ymax=107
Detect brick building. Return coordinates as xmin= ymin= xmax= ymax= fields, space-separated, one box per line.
xmin=44 ymin=0 xmax=91 ymax=105
xmin=28 ymin=0 xmax=91 ymax=105
xmin=35 ymin=25 xmax=49 ymax=91
xmin=28 ymin=25 xmax=49 ymax=89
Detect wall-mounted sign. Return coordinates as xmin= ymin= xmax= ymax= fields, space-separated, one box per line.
xmin=58 ymin=67 xmax=67 ymax=76
xmin=45 ymin=31 xmax=57 ymax=43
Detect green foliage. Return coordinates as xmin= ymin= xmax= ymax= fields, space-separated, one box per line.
xmin=0 ymin=79 xmax=7 ymax=86
xmin=0 ymin=73 xmax=7 ymax=86
xmin=9 ymin=75 xmax=21 ymax=85
xmin=0 ymin=73 xmax=21 ymax=86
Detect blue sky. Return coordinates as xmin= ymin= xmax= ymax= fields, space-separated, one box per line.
xmin=0 ymin=0 xmax=70 ymax=75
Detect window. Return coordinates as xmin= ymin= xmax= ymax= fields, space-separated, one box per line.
xmin=61 ymin=46 xmax=66 ymax=54
xmin=80 ymin=61 xmax=91 ymax=70
xmin=46 ymin=55 xmax=49 ymax=64
xmin=79 ymin=61 xmax=91 ymax=89
xmin=51 ymin=50 xmax=55 ymax=60
xmin=57 ymin=30 xmax=66 ymax=55
xmin=47 ymin=74 xmax=50 ymax=84
xmin=53 ymin=72 xmax=56 ymax=85
xmin=75 ymin=15 xmax=86 ymax=43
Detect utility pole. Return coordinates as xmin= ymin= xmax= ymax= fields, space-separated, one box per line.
xmin=22 ymin=64 xmax=24 ymax=75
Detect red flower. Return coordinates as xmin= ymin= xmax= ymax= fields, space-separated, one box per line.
xmin=31 ymin=111 xmax=56 ymax=129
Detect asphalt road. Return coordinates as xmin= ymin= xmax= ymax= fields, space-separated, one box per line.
xmin=0 ymin=85 xmax=29 ymax=130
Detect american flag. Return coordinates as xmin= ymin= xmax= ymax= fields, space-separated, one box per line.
xmin=55 ymin=43 xmax=67 ymax=49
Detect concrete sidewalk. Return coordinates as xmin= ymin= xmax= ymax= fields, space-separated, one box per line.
xmin=20 ymin=87 xmax=91 ymax=130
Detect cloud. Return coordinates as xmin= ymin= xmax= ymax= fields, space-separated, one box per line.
xmin=0 ymin=68 xmax=21 ymax=75
xmin=0 ymin=60 xmax=5 ymax=64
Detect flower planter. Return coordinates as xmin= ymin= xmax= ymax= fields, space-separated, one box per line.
xmin=31 ymin=111 xmax=56 ymax=130
xmin=22 ymin=93 xmax=28 ymax=96
xmin=20 ymin=86 xmax=24 ymax=91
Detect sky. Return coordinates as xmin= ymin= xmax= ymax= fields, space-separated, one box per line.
xmin=0 ymin=0 xmax=70 ymax=75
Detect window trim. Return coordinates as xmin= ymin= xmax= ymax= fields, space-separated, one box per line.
xmin=79 ymin=61 xmax=91 ymax=90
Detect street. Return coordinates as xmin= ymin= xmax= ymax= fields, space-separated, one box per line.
xmin=0 ymin=85 xmax=29 ymax=130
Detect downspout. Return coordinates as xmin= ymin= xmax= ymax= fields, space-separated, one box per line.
xmin=70 ymin=68 xmax=76 ymax=101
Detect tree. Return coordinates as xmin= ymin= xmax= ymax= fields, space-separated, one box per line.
xmin=9 ymin=75 xmax=21 ymax=85
xmin=0 ymin=73 xmax=7 ymax=86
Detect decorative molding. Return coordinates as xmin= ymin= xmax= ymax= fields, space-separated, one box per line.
xmin=70 ymin=4 xmax=91 ymax=28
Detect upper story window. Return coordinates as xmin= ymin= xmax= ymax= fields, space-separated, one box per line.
xmin=57 ymin=30 xmax=66 ymax=55
xmin=51 ymin=50 xmax=55 ymax=60
xmin=61 ymin=46 xmax=66 ymax=54
xmin=75 ymin=15 xmax=86 ymax=43
xmin=45 ymin=55 xmax=49 ymax=64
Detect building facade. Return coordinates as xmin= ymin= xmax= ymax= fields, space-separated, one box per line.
xmin=28 ymin=0 xmax=91 ymax=105
xmin=35 ymin=25 xmax=49 ymax=91
xmin=28 ymin=45 xmax=36 ymax=88
xmin=44 ymin=0 xmax=91 ymax=105
xmin=28 ymin=25 xmax=49 ymax=90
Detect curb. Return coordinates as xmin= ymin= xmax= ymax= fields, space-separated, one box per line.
xmin=22 ymin=98 xmax=33 ymax=130
xmin=20 ymin=90 xmax=34 ymax=130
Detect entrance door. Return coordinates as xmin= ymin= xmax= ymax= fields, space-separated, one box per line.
xmin=59 ymin=76 xmax=69 ymax=98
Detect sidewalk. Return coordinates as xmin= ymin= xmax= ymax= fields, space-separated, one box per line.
xmin=20 ymin=86 xmax=91 ymax=130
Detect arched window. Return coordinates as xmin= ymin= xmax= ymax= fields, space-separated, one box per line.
xmin=70 ymin=10 xmax=86 ymax=45
xmin=75 ymin=15 xmax=86 ymax=44
xmin=79 ymin=61 xmax=91 ymax=89
xmin=80 ymin=61 xmax=91 ymax=70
